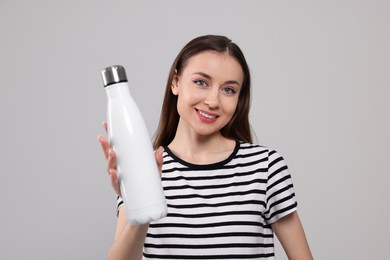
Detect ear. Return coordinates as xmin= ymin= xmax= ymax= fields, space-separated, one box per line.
xmin=171 ymin=70 xmax=179 ymax=96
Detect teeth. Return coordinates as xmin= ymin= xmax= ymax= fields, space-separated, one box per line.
xmin=199 ymin=111 xmax=216 ymax=119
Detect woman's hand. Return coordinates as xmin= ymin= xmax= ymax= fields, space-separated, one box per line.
xmin=98 ymin=122 xmax=164 ymax=197
xmin=98 ymin=122 xmax=121 ymax=196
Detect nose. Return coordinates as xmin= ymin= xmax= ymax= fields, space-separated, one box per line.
xmin=204 ymin=88 xmax=220 ymax=109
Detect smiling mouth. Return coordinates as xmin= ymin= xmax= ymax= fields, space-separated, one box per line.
xmin=197 ymin=109 xmax=218 ymax=119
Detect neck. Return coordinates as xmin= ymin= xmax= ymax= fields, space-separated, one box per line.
xmin=168 ymin=122 xmax=235 ymax=164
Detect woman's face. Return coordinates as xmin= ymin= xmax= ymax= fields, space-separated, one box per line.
xmin=171 ymin=51 xmax=244 ymax=137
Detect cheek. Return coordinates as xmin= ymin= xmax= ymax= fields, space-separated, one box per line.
xmin=176 ymin=93 xmax=195 ymax=115
xmin=224 ymin=97 xmax=239 ymax=115
xmin=180 ymin=88 xmax=204 ymax=105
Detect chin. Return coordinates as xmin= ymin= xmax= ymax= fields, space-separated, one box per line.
xmin=194 ymin=127 xmax=224 ymax=137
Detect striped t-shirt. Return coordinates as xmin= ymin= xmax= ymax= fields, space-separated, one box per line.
xmin=117 ymin=141 xmax=297 ymax=259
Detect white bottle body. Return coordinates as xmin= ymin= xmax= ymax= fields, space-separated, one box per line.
xmin=106 ymin=82 xmax=167 ymax=225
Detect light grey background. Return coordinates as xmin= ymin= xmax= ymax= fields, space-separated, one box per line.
xmin=1 ymin=0 xmax=389 ymax=259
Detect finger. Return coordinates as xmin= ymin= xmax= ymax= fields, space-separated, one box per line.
xmin=109 ymin=169 xmax=121 ymax=197
xmin=107 ymin=149 xmax=117 ymax=172
xmin=98 ymin=135 xmax=110 ymax=160
xmin=102 ymin=121 xmax=108 ymax=133
xmin=154 ymin=146 xmax=164 ymax=176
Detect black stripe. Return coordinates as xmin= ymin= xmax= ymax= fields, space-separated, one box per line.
xmin=163 ymin=157 xmax=267 ymax=173
xmin=267 ymin=202 xmax=298 ymax=220
xmin=267 ymin=183 xmax=294 ymax=202
xmin=235 ymin=149 xmax=268 ymax=159
xmin=146 ymin=231 xmax=273 ymax=239
xmin=149 ymin=220 xmax=267 ymax=229
xmin=269 ymin=165 xmax=288 ymax=180
xmin=268 ymin=156 xmax=283 ymax=169
xmin=267 ymin=174 xmax=291 ymax=191
xmin=239 ymin=142 xmax=264 ymax=150
xmin=163 ymin=141 xmax=240 ymax=170
xmin=167 ymin=210 xmax=262 ymax=219
xmin=165 ymin=189 xmax=265 ymax=200
xmin=269 ymin=193 xmax=295 ymax=210
xmin=144 ymin=242 xmax=274 ymax=249
xmin=164 ymin=178 xmax=266 ymax=191
xmin=162 ymin=167 xmax=267 ymax=182
xmin=143 ymin=253 xmax=275 ymax=259
xmin=167 ymin=199 xmax=266 ymax=209
xmin=264 ymin=193 xmax=296 ymax=215
xmin=268 ymin=150 xmax=276 ymax=157
xmin=162 ymin=158 xmax=176 ymax=165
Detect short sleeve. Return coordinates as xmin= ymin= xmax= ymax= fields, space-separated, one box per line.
xmin=263 ymin=149 xmax=297 ymax=224
xmin=116 ymin=196 xmax=124 ymax=216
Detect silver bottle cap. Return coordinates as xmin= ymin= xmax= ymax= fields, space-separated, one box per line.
xmin=101 ymin=65 xmax=128 ymax=87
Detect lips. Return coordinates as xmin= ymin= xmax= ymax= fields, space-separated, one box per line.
xmin=199 ymin=110 xmax=216 ymax=119
xmin=196 ymin=109 xmax=219 ymax=122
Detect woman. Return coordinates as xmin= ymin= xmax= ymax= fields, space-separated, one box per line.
xmin=99 ymin=35 xmax=313 ymax=259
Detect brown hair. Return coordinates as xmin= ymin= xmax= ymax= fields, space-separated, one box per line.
xmin=153 ymin=35 xmax=252 ymax=149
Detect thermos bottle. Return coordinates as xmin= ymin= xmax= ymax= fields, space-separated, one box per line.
xmin=101 ymin=65 xmax=167 ymax=225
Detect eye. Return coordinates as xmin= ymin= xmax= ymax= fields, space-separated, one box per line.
xmin=222 ymin=87 xmax=237 ymax=95
xmin=193 ymin=80 xmax=208 ymax=87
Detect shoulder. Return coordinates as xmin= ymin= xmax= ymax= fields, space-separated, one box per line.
xmin=237 ymin=141 xmax=282 ymax=157
xmin=237 ymin=142 xmax=288 ymax=167
xmin=237 ymin=141 xmax=267 ymax=153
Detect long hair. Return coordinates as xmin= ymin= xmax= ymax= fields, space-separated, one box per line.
xmin=153 ymin=35 xmax=252 ymax=149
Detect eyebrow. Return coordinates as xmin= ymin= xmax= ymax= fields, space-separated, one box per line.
xmin=193 ymin=72 xmax=241 ymax=86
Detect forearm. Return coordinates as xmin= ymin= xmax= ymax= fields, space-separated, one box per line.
xmin=108 ymin=223 xmax=148 ymax=260
xmin=272 ymin=211 xmax=313 ymax=260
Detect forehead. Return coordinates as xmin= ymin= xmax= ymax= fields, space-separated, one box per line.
xmin=182 ymin=51 xmax=244 ymax=84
